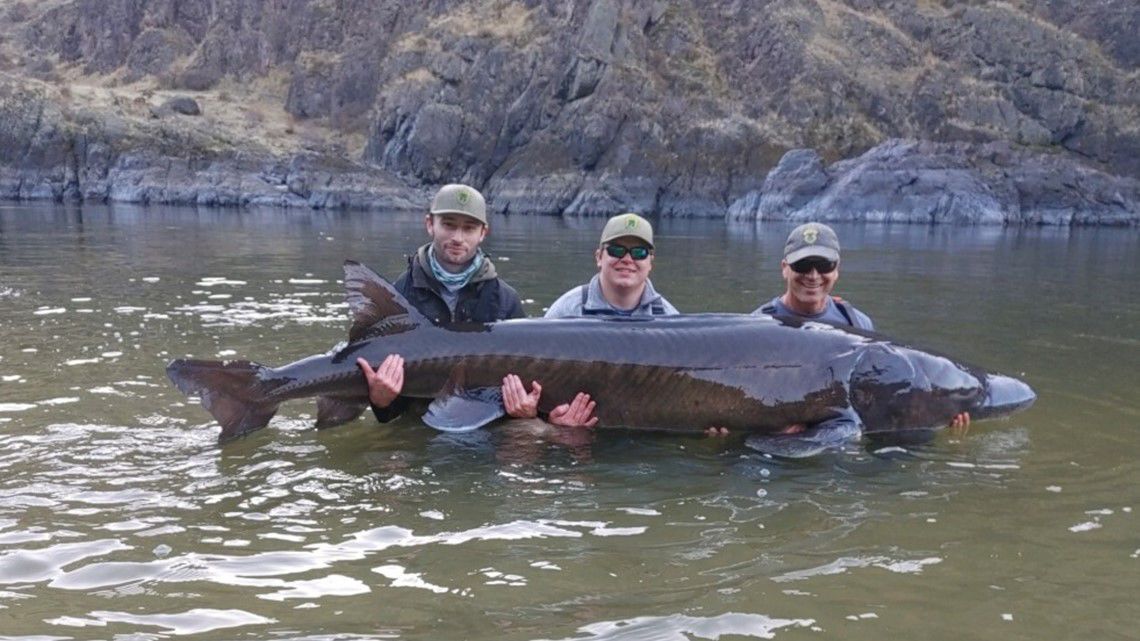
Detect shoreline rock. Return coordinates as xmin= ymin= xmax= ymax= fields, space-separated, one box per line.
xmin=0 ymin=72 xmax=1134 ymax=224
xmin=727 ymin=140 xmax=1139 ymax=226
xmin=2 ymin=136 xmax=1138 ymax=225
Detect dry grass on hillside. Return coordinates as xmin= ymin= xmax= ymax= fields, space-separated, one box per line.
xmin=0 ymin=0 xmax=364 ymax=159
xmin=394 ymin=0 xmax=539 ymax=54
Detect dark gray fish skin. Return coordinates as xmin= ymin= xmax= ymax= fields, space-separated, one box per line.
xmin=166 ymin=261 xmax=1036 ymax=448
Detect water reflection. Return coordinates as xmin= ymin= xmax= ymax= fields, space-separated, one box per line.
xmin=539 ymin=612 xmax=818 ymax=640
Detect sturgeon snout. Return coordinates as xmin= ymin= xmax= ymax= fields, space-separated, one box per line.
xmin=975 ymin=373 xmax=1037 ymax=419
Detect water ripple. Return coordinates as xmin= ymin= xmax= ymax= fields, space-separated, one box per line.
xmin=538 ymin=612 xmax=816 ymax=640
xmin=0 ymin=539 xmax=131 ymax=585
xmin=771 ymin=554 xmax=943 ymax=583
xmin=45 ymin=607 xmax=274 ymax=636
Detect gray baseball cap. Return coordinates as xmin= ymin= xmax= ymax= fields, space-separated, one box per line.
xmin=783 ymin=222 xmax=840 ymax=264
xmin=599 ymin=213 xmax=654 ymax=248
xmin=430 ymin=184 xmax=487 ymax=225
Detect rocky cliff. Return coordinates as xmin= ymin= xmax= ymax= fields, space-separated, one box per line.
xmin=1 ymin=0 xmax=1137 ymax=223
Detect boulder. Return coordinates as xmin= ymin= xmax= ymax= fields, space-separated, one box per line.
xmin=163 ymin=96 xmax=202 ymax=116
xmin=728 ymin=140 xmax=1140 ymax=225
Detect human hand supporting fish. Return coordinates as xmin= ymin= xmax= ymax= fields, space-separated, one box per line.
xmin=501 ymin=374 xmax=541 ymax=418
xmin=548 ymin=392 xmax=598 ymax=429
xmin=357 ymin=355 xmax=404 ymax=408
xmin=948 ymin=411 xmax=971 ymax=435
xmin=502 ymin=374 xmax=598 ymax=428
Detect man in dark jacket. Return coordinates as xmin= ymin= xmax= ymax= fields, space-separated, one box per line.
xmin=357 ymin=184 xmax=525 ymax=423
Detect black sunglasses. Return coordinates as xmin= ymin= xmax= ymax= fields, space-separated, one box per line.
xmin=604 ymin=245 xmax=652 ymax=261
xmin=790 ymin=257 xmax=838 ymax=274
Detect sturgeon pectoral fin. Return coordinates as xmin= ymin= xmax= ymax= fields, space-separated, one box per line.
xmin=316 ymin=396 xmax=369 ymax=429
xmin=423 ymin=387 xmax=506 ymax=433
xmin=745 ymin=413 xmax=863 ymax=459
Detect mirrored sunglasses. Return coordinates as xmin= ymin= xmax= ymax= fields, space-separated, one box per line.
xmin=790 ymin=258 xmax=837 ymax=274
xmin=604 ymin=245 xmax=652 ymax=261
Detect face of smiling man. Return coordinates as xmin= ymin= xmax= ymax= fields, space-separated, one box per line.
xmin=777 ymin=222 xmax=844 ymax=316
xmin=780 ymin=257 xmax=839 ymax=315
xmin=595 ymin=236 xmax=654 ymax=302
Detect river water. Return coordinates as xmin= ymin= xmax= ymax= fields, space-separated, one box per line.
xmin=0 ymin=203 xmax=1137 ymax=640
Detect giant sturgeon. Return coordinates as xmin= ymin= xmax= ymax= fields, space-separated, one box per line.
xmin=166 ymin=261 xmax=1036 ymax=456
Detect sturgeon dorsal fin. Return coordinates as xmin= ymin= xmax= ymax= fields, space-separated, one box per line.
xmin=343 ymin=260 xmax=430 ymax=343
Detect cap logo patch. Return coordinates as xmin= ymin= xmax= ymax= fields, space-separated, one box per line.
xmin=625 ymin=216 xmax=638 ymax=230
xmin=802 ymin=226 xmax=819 ymax=244
xmin=456 ymin=188 xmax=471 ymax=205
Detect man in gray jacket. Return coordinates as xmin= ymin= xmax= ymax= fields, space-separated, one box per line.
xmin=502 ymin=213 xmax=678 ymax=427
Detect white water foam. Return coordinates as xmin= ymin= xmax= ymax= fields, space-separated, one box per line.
xmin=772 ymin=555 xmax=942 ymax=582
xmin=373 ymin=565 xmax=450 ymax=594
xmin=45 ymin=608 xmax=272 ymax=636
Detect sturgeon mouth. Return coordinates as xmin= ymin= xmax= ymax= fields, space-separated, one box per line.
xmin=974 ymin=374 xmax=1036 ymax=419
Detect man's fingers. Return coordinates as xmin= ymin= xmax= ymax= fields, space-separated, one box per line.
xmin=387 ymin=354 xmax=405 ymax=374
xmin=567 ymin=398 xmax=596 ymax=425
xmin=356 ymin=357 xmax=375 ymax=378
xmin=385 ymin=356 xmax=404 ymax=385
xmin=503 ymin=381 xmax=523 ymax=413
xmin=530 ymin=381 xmax=542 ymax=398
xmin=575 ymin=397 xmax=595 ymax=415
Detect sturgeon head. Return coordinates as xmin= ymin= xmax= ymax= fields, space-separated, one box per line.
xmin=848 ymin=343 xmax=1034 ymax=434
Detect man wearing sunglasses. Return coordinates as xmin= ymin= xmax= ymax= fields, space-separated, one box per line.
xmin=358 ymin=184 xmax=528 ymax=424
xmin=753 ymin=222 xmax=874 ymax=330
xmin=755 ymin=222 xmax=970 ymax=432
xmin=545 ymin=213 xmax=678 ymax=318
xmin=501 ymin=213 xmax=679 ymax=427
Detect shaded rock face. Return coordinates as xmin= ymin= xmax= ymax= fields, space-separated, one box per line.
xmin=124 ymin=28 xmax=196 ymax=81
xmin=4 ymin=0 xmax=1140 ymax=223
xmin=729 ymin=140 xmax=1140 ymax=225
xmin=0 ymin=79 xmax=422 ymax=209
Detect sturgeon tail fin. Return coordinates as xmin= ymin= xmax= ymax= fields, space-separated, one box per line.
xmin=166 ymin=359 xmax=281 ymax=441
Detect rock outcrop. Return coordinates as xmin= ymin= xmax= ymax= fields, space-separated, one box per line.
xmin=729 ymin=140 xmax=1139 ymax=225
xmin=0 ymin=79 xmax=421 ymax=208
xmin=1 ymin=0 xmax=1137 ymax=224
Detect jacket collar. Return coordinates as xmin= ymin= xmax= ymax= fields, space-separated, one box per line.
xmin=584 ymin=273 xmax=663 ymax=313
xmin=409 ymin=243 xmax=498 ymax=291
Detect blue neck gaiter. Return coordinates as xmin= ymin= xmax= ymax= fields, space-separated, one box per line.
xmin=428 ymin=249 xmax=484 ymax=292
